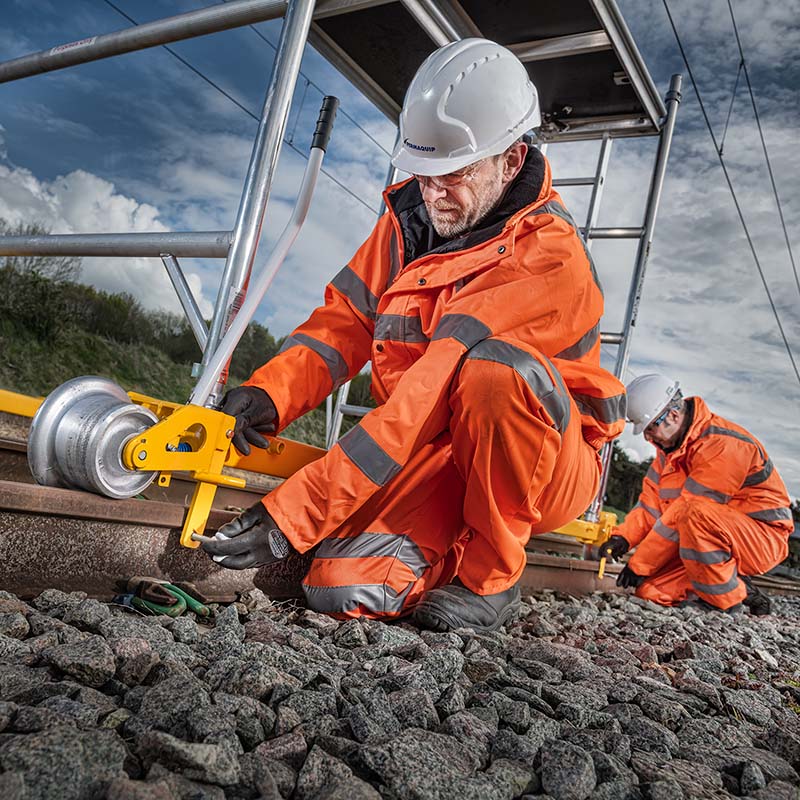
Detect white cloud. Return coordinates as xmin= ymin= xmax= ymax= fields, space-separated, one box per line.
xmin=0 ymin=164 xmax=212 ymax=317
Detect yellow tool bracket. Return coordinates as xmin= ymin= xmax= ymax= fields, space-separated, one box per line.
xmin=552 ymin=510 xmax=618 ymax=579
xmin=125 ymin=392 xmax=324 ymax=547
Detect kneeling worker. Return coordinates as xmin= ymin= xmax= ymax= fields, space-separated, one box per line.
xmin=201 ymin=38 xmax=626 ymax=631
xmin=603 ymin=374 xmax=792 ymax=614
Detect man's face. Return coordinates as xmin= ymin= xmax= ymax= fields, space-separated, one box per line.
xmin=415 ymin=154 xmax=509 ymax=239
xmin=643 ymin=407 xmax=683 ymax=449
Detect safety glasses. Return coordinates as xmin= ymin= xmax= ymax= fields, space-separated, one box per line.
xmin=413 ymin=159 xmax=485 ymax=190
xmin=645 ymin=407 xmax=671 ymax=434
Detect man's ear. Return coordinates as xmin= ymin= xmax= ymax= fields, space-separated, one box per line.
xmin=502 ymin=141 xmax=528 ymax=183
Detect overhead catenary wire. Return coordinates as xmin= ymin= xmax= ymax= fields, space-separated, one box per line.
xmin=726 ymin=0 xmax=800 ymax=301
xmin=100 ymin=0 xmax=382 ymax=217
xmin=661 ymin=0 xmax=800 ymax=388
xmin=219 ymin=0 xmax=393 ymax=160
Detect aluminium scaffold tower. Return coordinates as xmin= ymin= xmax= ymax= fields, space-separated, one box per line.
xmin=0 ymin=0 xmax=681 ymax=542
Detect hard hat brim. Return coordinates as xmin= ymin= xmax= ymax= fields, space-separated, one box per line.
xmin=632 ymin=420 xmax=646 ymax=436
xmin=390 ymin=147 xmax=488 ymax=178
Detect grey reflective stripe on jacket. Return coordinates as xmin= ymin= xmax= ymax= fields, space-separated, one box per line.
xmin=338 ymin=425 xmax=401 ymax=486
xmin=653 ymin=519 xmax=679 ymax=542
xmin=555 ymin=323 xmax=599 ymax=360
xmin=279 ymin=333 xmax=349 ymax=389
xmin=748 ymin=507 xmax=793 ymax=523
xmin=374 ymin=314 xmax=429 ymax=343
xmin=431 ymin=313 xmax=491 ymax=348
xmin=684 ymin=477 xmax=730 ymax=503
xmin=742 ymin=458 xmax=774 ymax=487
xmin=466 ymin=339 xmax=571 ymax=432
xmin=573 ymin=392 xmax=626 ymax=424
xmin=331 ymin=264 xmax=379 ymax=320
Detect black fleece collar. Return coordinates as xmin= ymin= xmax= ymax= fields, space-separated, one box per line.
xmin=386 ymin=144 xmax=546 ymax=267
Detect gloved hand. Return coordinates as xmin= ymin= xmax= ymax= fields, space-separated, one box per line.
xmin=221 ymin=386 xmax=278 ymax=455
xmin=200 ymin=503 xmax=292 ymax=570
xmin=616 ymin=565 xmax=645 ymax=589
xmin=598 ymin=535 xmax=630 ymax=562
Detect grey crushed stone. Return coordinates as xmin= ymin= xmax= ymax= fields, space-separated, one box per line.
xmin=0 ymin=589 xmax=799 ymax=797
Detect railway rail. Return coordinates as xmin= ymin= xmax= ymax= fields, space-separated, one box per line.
xmin=2 ymin=432 xmax=799 ymax=603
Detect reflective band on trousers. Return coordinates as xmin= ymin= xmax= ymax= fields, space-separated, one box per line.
xmin=331 ymin=265 xmax=379 ymax=320
xmin=315 ymin=532 xmax=431 ymax=578
xmin=654 ymin=519 xmax=679 ymax=542
xmin=573 ymin=392 xmax=626 ymax=424
xmin=684 ymin=477 xmax=730 ymax=504
xmin=691 ymin=566 xmax=741 ymax=596
xmin=680 ymin=547 xmax=731 ymax=565
xmin=279 ymin=333 xmax=349 ymax=388
xmin=466 ymin=339 xmax=570 ymax=432
xmin=431 ymin=313 xmax=491 ymax=348
xmin=303 ymin=582 xmax=412 ymax=614
xmin=338 ymin=425 xmax=402 ymax=486
xmin=555 ymin=322 xmax=599 ymax=360
xmin=748 ymin=507 xmax=793 ymax=523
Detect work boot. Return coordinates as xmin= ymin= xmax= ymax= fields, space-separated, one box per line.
xmin=412 ymin=579 xmax=521 ymax=633
xmin=680 ymin=596 xmax=743 ymax=616
xmin=742 ymin=575 xmax=772 ymax=616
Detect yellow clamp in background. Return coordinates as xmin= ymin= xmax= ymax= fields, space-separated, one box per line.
xmin=553 ymin=509 xmax=618 ymax=579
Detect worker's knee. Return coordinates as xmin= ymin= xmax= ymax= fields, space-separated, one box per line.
xmin=454 ymin=338 xmax=569 ymax=429
xmin=678 ymin=497 xmax=725 ymax=544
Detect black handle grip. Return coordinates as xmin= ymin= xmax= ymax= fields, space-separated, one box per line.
xmin=311 ymin=95 xmax=339 ymax=152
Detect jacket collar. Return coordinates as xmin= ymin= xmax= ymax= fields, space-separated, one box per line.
xmin=659 ymin=397 xmax=713 ymax=459
xmin=385 ymin=143 xmax=548 ymax=268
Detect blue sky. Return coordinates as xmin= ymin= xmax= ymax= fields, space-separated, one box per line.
xmin=1 ymin=0 xmax=799 ymax=498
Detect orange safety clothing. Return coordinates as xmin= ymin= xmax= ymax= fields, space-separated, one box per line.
xmin=616 ymin=397 xmax=792 ymax=609
xmin=244 ymin=146 xmax=626 ymax=615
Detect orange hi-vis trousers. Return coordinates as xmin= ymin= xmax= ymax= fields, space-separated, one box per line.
xmin=634 ymin=496 xmax=789 ymax=609
xmin=301 ymin=339 xmax=602 ymax=619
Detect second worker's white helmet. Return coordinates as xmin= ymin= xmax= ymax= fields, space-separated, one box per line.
xmin=391 ymin=38 xmax=541 ymax=177
xmin=626 ymin=374 xmax=681 ymax=435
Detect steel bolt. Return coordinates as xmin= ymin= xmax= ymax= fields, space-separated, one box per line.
xmin=137 ymin=451 xmax=148 ymax=461
xmin=226 ymin=429 xmax=234 ymax=439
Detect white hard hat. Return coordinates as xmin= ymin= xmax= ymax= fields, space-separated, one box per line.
xmin=626 ymin=374 xmax=681 ymax=435
xmin=391 ymin=38 xmax=541 ymax=177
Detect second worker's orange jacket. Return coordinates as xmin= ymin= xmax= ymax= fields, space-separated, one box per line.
xmin=244 ymin=147 xmax=626 ymax=552
xmin=618 ymin=396 xmax=793 ymax=576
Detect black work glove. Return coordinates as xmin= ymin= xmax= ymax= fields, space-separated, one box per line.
xmin=221 ymin=386 xmax=278 ymax=455
xmin=598 ymin=535 xmax=630 ymax=562
xmin=200 ymin=503 xmax=293 ymax=570
xmin=616 ymin=565 xmax=645 ymax=589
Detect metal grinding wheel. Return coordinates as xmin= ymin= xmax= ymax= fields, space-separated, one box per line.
xmin=28 ymin=376 xmax=159 ymax=499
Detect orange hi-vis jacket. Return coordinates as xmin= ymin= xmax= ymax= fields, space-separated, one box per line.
xmin=618 ymin=396 xmax=793 ymax=579
xmin=244 ymin=147 xmax=626 ymax=553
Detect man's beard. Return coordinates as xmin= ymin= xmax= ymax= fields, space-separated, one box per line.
xmin=426 ymin=173 xmax=504 ymax=239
